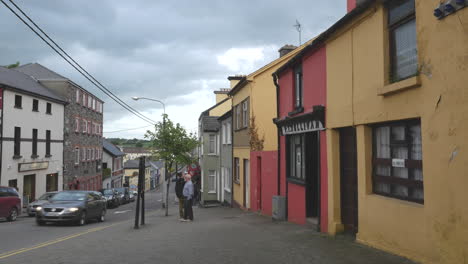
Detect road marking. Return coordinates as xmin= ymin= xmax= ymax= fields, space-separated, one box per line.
xmin=114 ymin=210 xmax=132 ymax=214
xmin=0 ymin=223 xmax=119 ymax=260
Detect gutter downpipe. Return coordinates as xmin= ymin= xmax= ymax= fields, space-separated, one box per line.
xmin=272 ymin=73 xmax=281 ymax=197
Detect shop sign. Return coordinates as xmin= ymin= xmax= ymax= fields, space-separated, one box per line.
xmin=281 ymin=120 xmax=324 ymax=135
xmin=392 ymin=159 xmax=405 ymax=168
xmin=18 ymin=161 xmax=49 ymax=172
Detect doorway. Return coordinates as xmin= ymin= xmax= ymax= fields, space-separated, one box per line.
xmin=23 ymin=174 xmax=36 ymax=204
xmin=305 ymin=132 xmax=320 ymax=229
xmin=46 ymin=173 xmax=58 ymax=192
xmin=339 ymin=127 xmax=358 ymax=234
xmin=243 ymin=159 xmax=250 ymax=209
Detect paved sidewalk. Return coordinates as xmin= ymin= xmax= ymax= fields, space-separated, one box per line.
xmin=4 ymin=203 xmax=416 ymax=264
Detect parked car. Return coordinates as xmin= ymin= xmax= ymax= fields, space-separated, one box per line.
xmin=27 ymin=191 xmax=58 ymax=216
xmin=114 ymin=187 xmax=130 ymax=204
xmin=100 ymin=189 xmax=120 ymax=208
xmin=0 ymin=186 xmax=21 ymax=221
xmin=129 ymin=191 xmax=135 ymax=202
xmin=35 ymin=191 xmax=107 ymax=226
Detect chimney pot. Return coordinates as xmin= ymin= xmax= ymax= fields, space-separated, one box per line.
xmin=278 ymin=44 xmax=297 ymax=57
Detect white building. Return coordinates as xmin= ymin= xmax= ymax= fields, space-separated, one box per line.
xmin=102 ymin=138 xmax=125 ymax=189
xmin=0 ymin=67 xmax=66 ymax=206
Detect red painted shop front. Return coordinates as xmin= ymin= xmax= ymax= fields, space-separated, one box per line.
xmin=274 ymin=46 xmax=328 ymax=232
xmin=250 ymin=151 xmax=278 ymax=216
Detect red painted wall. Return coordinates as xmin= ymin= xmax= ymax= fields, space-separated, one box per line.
xmin=250 ymin=151 xmax=277 ymax=216
xmin=277 ymin=46 xmax=328 ymax=232
xmin=347 ymin=0 xmax=356 ymax=12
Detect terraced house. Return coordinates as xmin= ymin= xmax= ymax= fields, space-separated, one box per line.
xmin=16 ymin=63 xmax=104 ymax=191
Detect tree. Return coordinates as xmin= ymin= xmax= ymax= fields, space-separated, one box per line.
xmin=145 ymin=114 xmax=199 ymax=216
xmin=135 ymin=142 xmax=143 ymax=148
xmin=5 ymin=62 xmax=20 ymax=69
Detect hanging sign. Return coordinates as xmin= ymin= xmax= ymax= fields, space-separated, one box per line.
xmin=281 ymin=120 xmax=324 ymax=135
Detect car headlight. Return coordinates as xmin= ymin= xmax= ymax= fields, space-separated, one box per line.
xmin=36 ymin=206 xmax=43 ymax=211
xmin=67 ymin=207 xmax=79 ymax=212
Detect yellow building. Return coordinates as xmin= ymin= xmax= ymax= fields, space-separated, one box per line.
xmin=228 ymin=43 xmax=312 ymax=210
xmin=124 ymin=159 xmax=151 ymax=191
xmin=322 ymin=1 xmax=468 ymax=263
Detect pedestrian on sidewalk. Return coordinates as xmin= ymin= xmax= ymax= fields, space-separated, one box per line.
xmin=181 ymin=173 xmax=194 ymax=222
xmin=175 ymin=172 xmax=185 ymax=220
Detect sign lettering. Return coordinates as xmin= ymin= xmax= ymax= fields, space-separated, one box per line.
xmin=281 ymin=120 xmax=324 ymax=135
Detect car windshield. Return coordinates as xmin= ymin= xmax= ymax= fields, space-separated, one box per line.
xmin=38 ymin=193 xmax=55 ymax=200
xmin=103 ymin=190 xmax=113 ymax=195
xmin=51 ymin=192 xmax=86 ymax=201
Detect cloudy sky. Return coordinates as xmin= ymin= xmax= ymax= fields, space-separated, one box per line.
xmin=0 ymin=0 xmax=345 ymax=139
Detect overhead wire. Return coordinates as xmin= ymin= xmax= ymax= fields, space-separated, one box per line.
xmin=1 ymin=0 xmax=157 ymax=125
xmin=103 ymin=125 xmax=154 ymax=134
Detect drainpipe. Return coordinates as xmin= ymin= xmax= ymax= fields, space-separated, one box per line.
xmin=272 ymin=73 xmax=281 ymax=196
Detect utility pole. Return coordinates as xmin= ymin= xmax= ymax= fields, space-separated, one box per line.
xmin=163 ymin=115 xmax=170 ymax=217
xmin=134 ymin=160 xmax=141 ymax=229
xmin=140 ymin=156 xmax=145 ymax=225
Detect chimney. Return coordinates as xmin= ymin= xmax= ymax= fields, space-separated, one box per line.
xmin=347 ymin=0 xmax=366 ymax=12
xmin=278 ymin=45 xmax=297 ymax=57
xmin=214 ymin=88 xmax=230 ymax=103
xmin=227 ymin=75 xmax=246 ymax=88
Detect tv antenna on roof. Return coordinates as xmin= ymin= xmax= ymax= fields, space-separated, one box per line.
xmin=293 ymin=19 xmax=302 ymax=46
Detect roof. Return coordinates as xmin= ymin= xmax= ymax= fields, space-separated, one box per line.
xmin=149 ymin=160 xmax=164 ymax=169
xmin=218 ymin=109 xmax=232 ymax=121
xmin=102 ymin=138 xmax=125 ymax=157
xmin=121 ymin=147 xmax=151 ymax=154
xmin=201 ymin=116 xmax=220 ymax=132
xmin=124 ymin=159 xmax=151 ymax=169
xmin=275 ymin=0 xmax=375 ymax=76
xmin=227 ymin=75 xmax=245 ymax=81
xmin=227 ymin=77 xmax=249 ymax=96
xmin=15 ymin=63 xmax=104 ymax=102
xmin=198 ymin=97 xmax=230 ymax=120
xmin=0 ymin=66 xmax=67 ymax=104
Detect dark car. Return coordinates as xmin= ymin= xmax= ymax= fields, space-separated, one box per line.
xmin=0 ymin=186 xmax=21 ymax=221
xmin=114 ymin=187 xmax=130 ymax=204
xmin=35 ymin=191 xmax=107 ymax=226
xmin=100 ymin=189 xmax=120 ymax=208
xmin=27 ymin=192 xmax=58 ymax=216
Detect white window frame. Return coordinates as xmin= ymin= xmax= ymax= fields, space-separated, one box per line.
xmin=74 ymin=147 xmax=80 ymax=165
xmin=82 ymin=93 xmax=86 ymax=106
xmin=227 ymin=121 xmax=231 ymax=144
xmin=208 ymin=170 xmax=216 ymax=193
xmin=88 ymin=96 xmax=92 ymax=109
xmin=76 ymin=89 xmax=80 ymax=104
xmin=224 ymin=167 xmax=231 ymax=192
xmin=242 ymin=100 xmax=248 ymax=128
xmin=88 ymin=121 xmax=92 ymax=134
xmin=82 ymin=147 xmax=86 ymax=162
xmin=236 ymin=105 xmax=241 ymax=130
xmin=222 ymin=124 xmax=226 ymax=145
xmin=208 ymin=134 xmax=216 ymax=154
xmin=75 ymin=118 xmax=80 ymax=132
xmin=82 ymin=119 xmax=87 ymax=133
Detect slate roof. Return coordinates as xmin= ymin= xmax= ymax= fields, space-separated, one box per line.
xmin=202 ymin=116 xmax=220 ymax=132
xmin=0 ymin=66 xmax=67 ymax=104
xmin=15 ymin=63 xmax=67 ymax=80
xmin=102 ymin=138 xmax=125 ymax=157
xmin=124 ymin=159 xmax=151 ymax=169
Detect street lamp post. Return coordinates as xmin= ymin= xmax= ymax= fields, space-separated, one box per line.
xmin=132 ymin=97 xmax=170 ymax=216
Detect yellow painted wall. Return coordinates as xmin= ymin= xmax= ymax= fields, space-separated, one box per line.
xmin=208 ymin=97 xmax=231 ymax=117
xmin=326 ymin=2 xmax=468 ymax=264
xmin=215 ymin=93 xmax=228 ymax=104
xmin=124 ymin=168 xmax=151 ymax=191
xmin=232 ymin=147 xmax=250 ymax=207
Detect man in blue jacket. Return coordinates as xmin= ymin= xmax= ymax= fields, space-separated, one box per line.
xmin=181 ymin=174 xmax=194 ymax=222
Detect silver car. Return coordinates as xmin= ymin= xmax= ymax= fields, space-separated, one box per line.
xmin=27 ymin=192 xmax=58 ymax=216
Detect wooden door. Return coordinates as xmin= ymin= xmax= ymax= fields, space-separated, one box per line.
xmin=23 ymin=174 xmax=36 ymax=203
xmin=339 ymin=127 xmax=358 ymax=234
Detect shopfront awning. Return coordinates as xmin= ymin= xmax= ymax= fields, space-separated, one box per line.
xmin=274 ymin=105 xmax=325 ymax=136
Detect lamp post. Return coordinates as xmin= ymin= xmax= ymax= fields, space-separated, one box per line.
xmin=132 ymin=96 xmax=170 ymax=216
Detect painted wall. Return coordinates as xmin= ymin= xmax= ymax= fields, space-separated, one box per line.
xmin=277 ymin=45 xmax=328 ymax=232
xmin=250 ymin=151 xmax=277 ymax=216
xmin=200 ymin=130 xmax=220 ymax=203
xmin=209 ymin=98 xmax=231 ymax=117
xmin=0 ymin=89 xmax=64 ymax=205
xmin=219 ymin=116 xmax=232 ymax=205
xmin=326 ymin=2 xmax=468 ymax=264
xmin=232 ymin=147 xmax=249 ymax=208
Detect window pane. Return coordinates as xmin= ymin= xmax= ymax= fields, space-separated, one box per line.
xmin=392 ymin=126 xmax=406 ymax=141
xmin=410 ymin=125 xmax=422 ymax=160
xmin=394 ymin=184 xmax=409 ymax=197
xmin=392 ymin=19 xmax=418 ymax=81
xmin=375 ymin=182 xmax=391 ymax=194
xmin=375 ymin=126 xmax=391 ymax=158
xmin=376 ymin=165 xmax=391 ymax=177
xmin=388 ymin=0 xmax=415 ymax=26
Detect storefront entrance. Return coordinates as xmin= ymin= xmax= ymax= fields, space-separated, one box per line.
xmin=23 ymin=174 xmax=36 ymax=204
xmin=305 ymin=132 xmax=320 ymax=228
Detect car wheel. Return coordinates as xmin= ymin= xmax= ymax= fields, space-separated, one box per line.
xmin=98 ymin=210 xmax=106 ymax=222
xmin=77 ymin=211 xmax=87 ymax=226
xmin=7 ymin=208 xmax=18 ymax=222
xmin=36 ymin=219 xmax=45 ymax=226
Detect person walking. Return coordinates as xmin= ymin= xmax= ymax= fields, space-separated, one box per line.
xmin=181 ymin=174 xmax=194 ymax=222
xmin=175 ymin=173 xmax=185 ymax=220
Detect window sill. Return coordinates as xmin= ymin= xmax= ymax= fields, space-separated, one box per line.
xmin=208 ymin=191 xmax=216 ymax=194
xmin=287 ymin=177 xmax=306 ymax=186
xmin=288 ymin=106 xmax=304 ymax=117
xmin=31 ymin=155 xmax=39 ymax=159
xmin=32 ymin=110 xmax=39 ymax=112
xmin=234 ymin=180 xmax=241 ymax=185
xmin=46 ymin=113 xmax=52 ymax=115
xmin=45 ymin=154 xmax=52 ymax=158
xmin=224 ymin=188 xmax=231 ymax=193
xmin=14 ymin=106 xmax=22 ymax=109
xmin=234 ymin=127 xmax=248 ymax=132
xmin=13 ymin=155 xmax=22 ymax=160
xmin=378 ymin=75 xmax=421 ymax=96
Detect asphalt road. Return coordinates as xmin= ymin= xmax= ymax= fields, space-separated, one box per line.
xmin=0 ymin=187 xmax=167 ymax=258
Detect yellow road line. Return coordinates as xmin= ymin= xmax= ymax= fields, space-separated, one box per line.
xmin=0 ymin=223 xmax=119 ymax=259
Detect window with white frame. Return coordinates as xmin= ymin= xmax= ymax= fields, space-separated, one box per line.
xmin=76 ymin=89 xmax=80 ymax=104
xmin=222 ymin=123 xmax=227 ymax=144
xmin=227 ymin=121 xmax=232 ymax=144
xmin=236 ymin=105 xmax=241 ymax=130
xmin=234 ymin=158 xmax=240 ymax=183
xmin=82 ymin=93 xmax=86 ymax=106
xmin=74 ymin=147 xmax=80 ymax=165
xmin=75 ymin=118 xmax=80 ymax=132
xmin=82 ymin=119 xmax=87 ymax=133
xmin=224 ymin=167 xmax=231 ymax=191
xmin=242 ymin=100 xmax=248 ymax=128
xmin=208 ymin=170 xmax=216 ymax=193
xmin=88 ymin=121 xmax=92 ymax=134
xmin=82 ymin=148 xmax=86 ymax=161
xmin=208 ymin=134 xmax=216 ymax=154
xmin=88 ymin=96 xmax=92 ymax=109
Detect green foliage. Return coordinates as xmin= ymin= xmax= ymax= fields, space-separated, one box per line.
xmin=135 ymin=142 xmax=143 ymax=148
xmin=103 ymin=168 xmax=111 ymax=179
xmin=5 ymin=61 xmax=20 ymax=69
xmin=145 ymin=114 xmax=199 ymax=170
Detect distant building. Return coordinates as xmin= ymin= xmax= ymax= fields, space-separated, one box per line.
xmin=149 ymin=160 xmax=164 ymax=189
xmin=121 ymin=147 xmax=151 ymax=162
xmin=16 ymin=63 xmax=104 ymax=191
xmin=102 ymin=138 xmax=125 ymax=189
xmin=124 ymin=159 xmax=151 ymax=191
xmin=0 ymin=66 xmax=66 ymax=206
